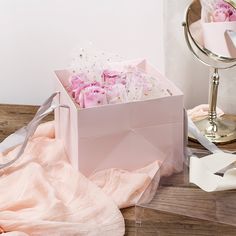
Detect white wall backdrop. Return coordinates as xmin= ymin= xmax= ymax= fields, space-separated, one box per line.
xmin=1 ymin=0 xmax=236 ymax=113
xmin=0 ymin=0 xmax=164 ymax=105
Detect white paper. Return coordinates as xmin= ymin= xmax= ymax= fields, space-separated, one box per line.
xmin=190 ymin=153 xmax=236 ymax=192
xmin=188 ymin=116 xmax=236 ymax=192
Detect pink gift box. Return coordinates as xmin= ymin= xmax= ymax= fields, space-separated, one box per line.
xmin=202 ymin=21 xmax=236 ymax=58
xmin=54 ymin=60 xmax=184 ymax=177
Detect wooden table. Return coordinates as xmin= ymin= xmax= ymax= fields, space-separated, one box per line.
xmin=1 ymin=104 xmax=236 ymax=236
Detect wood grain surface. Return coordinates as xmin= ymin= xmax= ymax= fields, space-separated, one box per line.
xmin=1 ymin=104 xmax=236 ymax=236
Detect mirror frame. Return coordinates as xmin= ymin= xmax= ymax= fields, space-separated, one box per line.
xmin=184 ymin=0 xmax=236 ymax=68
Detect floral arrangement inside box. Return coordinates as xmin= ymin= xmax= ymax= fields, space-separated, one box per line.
xmin=201 ymin=0 xmax=236 ymax=22
xmin=67 ymin=48 xmax=170 ymax=109
xmin=200 ymin=0 xmax=236 ymax=57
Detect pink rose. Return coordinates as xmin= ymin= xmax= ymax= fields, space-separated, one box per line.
xmin=71 ymin=75 xmax=83 ymax=89
xmin=213 ymin=9 xmax=229 ymax=22
xmin=70 ymin=74 xmax=88 ymax=98
xmin=102 ymin=70 xmax=126 ymax=85
xmin=73 ymin=80 xmax=101 ymax=102
xmin=77 ymin=85 xmax=108 ymax=108
xmin=106 ymin=84 xmax=127 ymax=104
xmin=212 ymin=0 xmax=236 ymax=22
xmin=230 ymin=13 xmax=236 ymax=21
xmin=215 ymin=0 xmax=232 ymax=11
xmin=229 ymin=8 xmax=236 ymax=21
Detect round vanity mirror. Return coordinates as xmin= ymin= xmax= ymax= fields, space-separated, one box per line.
xmin=183 ymin=0 xmax=236 ymax=143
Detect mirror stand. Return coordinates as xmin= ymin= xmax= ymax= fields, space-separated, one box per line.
xmin=184 ymin=0 xmax=236 ymax=144
xmin=189 ymin=68 xmax=236 ymax=143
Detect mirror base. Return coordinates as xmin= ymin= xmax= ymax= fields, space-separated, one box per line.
xmin=189 ymin=117 xmax=236 ymax=144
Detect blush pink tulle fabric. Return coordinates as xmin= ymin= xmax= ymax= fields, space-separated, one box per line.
xmin=0 ymin=122 xmax=160 ymax=236
xmin=188 ymin=104 xmax=224 ymax=121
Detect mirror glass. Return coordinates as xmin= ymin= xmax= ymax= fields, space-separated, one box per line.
xmin=187 ymin=0 xmax=236 ymax=59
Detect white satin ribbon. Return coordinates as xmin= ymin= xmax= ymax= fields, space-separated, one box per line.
xmin=188 ymin=116 xmax=236 ymax=192
xmin=188 ymin=117 xmax=223 ymax=154
xmin=190 ymin=153 xmax=236 ymax=192
xmin=0 ymin=92 xmax=67 ymax=169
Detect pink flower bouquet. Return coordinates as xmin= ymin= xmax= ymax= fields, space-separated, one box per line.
xmin=201 ymin=0 xmax=236 ymax=57
xmin=68 ymin=59 xmax=169 ymax=109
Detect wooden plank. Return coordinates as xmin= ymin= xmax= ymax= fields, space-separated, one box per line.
xmin=140 ymin=187 xmax=216 ymax=222
xmin=0 ymin=104 xmax=53 ymax=141
xmin=122 ymin=207 xmax=236 ymax=236
xmin=136 ymin=187 xmax=236 ymax=230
